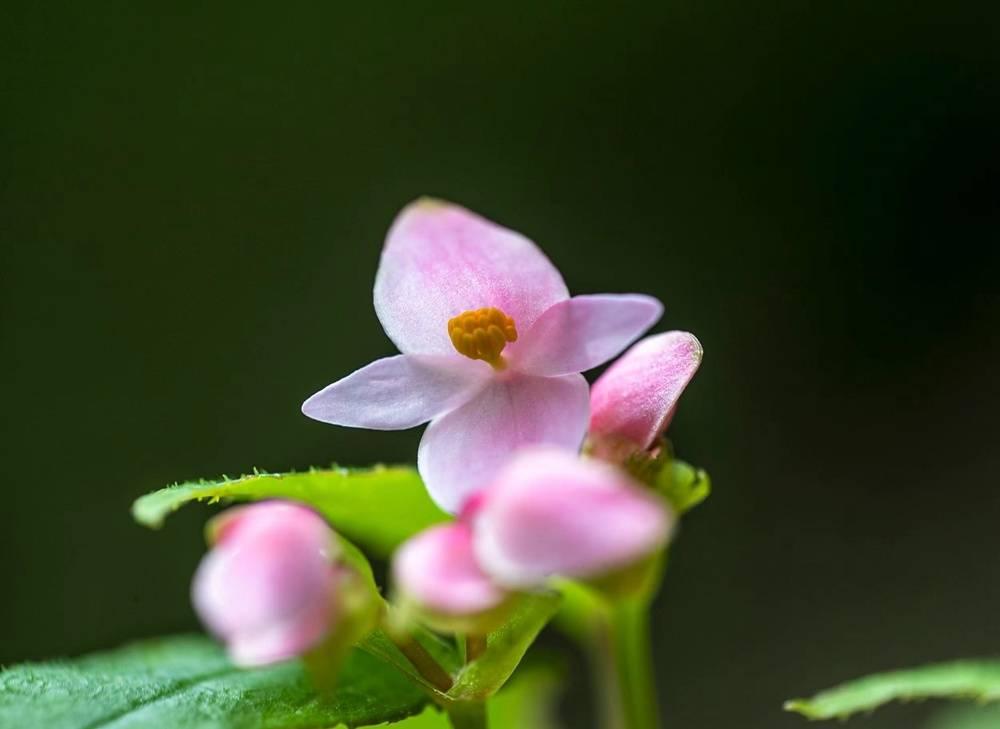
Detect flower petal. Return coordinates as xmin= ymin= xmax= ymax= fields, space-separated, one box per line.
xmin=225 ymin=581 xmax=340 ymax=667
xmin=302 ymin=354 xmax=490 ymax=430
xmin=511 ymin=294 xmax=663 ymax=377
xmin=191 ymin=502 xmax=339 ymax=666
xmin=418 ymin=373 xmax=590 ymax=513
xmin=472 ymin=448 xmax=673 ymax=588
xmin=392 ymin=522 xmax=507 ymax=617
xmin=589 ymin=331 xmax=703 ymax=452
xmin=374 ymin=199 xmax=569 ymax=355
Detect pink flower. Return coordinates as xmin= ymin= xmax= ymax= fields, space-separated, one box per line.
xmin=588 ymin=331 xmax=702 ymax=460
xmin=391 ymin=521 xmax=510 ymax=632
xmin=471 ymin=448 xmax=673 ymax=588
xmin=391 ymin=449 xmax=672 ymax=620
xmin=302 ymin=199 xmax=662 ymax=513
xmin=192 ymin=502 xmax=344 ymax=667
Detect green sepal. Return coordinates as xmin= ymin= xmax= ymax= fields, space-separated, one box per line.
xmin=301 ymin=567 xmax=382 ymax=695
xmin=652 ymin=458 xmax=711 ymax=515
xmin=446 ymin=592 xmax=562 ymax=702
xmin=391 ymin=589 xmax=521 ymax=638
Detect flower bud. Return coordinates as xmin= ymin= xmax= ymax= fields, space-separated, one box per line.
xmin=588 ymin=331 xmax=702 ymax=461
xmin=392 ymin=522 xmax=512 ymax=634
xmin=192 ymin=501 xmax=351 ymax=667
xmin=471 ymin=448 xmax=673 ymax=589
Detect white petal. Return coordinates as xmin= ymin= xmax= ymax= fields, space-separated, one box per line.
xmin=511 ymin=294 xmax=662 ymax=376
xmin=374 ymin=199 xmax=569 ymax=355
xmin=302 ymin=354 xmax=489 ymax=430
xmin=417 ymin=373 xmax=590 ymax=513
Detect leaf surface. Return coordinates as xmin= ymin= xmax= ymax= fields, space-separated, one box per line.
xmin=785 ymin=660 xmax=1000 ymax=721
xmin=0 ymin=635 xmax=430 ymax=729
xmin=924 ymin=703 xmax=1000 ymax=729
xmin=132 ymin=467 xmax=448 ymax=557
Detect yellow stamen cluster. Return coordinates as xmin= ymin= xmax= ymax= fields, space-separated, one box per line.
xmin=448 ymin=307 xmax=518 ymax=367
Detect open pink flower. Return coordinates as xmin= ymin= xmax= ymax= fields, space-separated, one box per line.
xmin=302 ymin=199 xmax=662 ymax=513
xmin=471 ymin=448 xmax=673 ymax=588
xmin=588 ymin=331 xmax=702 ymax=460
xmin=192 ymin=502 xmax=343 ymax=667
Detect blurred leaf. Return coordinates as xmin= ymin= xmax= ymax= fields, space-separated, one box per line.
xmin=0 ymin=635 xmax=430 ymax=729
xmin=132 ymin=467 xmax=449 ymax=557
xmin=447 ymin=593 xmax=561 ymax=701
xmin=924 ymin=703 xmax=1000 ymax=729
xmin=654 ymin=459 xmax=711 ymax=515
xmin=392 ymin=663 xmax=565 ymax=728
xmin=785 ymin=660 xmax=1000 ymax=721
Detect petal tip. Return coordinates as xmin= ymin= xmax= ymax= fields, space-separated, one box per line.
xmin=676 ymin=331 xmax=704 ymax=363
xmin=642 ymin=294 xmax=665 ymax=324
xmin=396 ymin=196 xmax=461 ymax=224
xmin=300 ymin=393 xmax=322 ymax=421
xmin=410 ymin=195 xmax=450 ymax=210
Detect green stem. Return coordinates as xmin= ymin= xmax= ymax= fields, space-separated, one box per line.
xmin=610 ymin=598 xmax=660 ymax=729
xmin=466 ymin=634 xmax=487 ymax=663
xmin=391 ymin=633 xmax=454 ymax=693
xmin=446 ymin=700 xmax=488 ymax=729
xmin=586 ymin=614 xmax=628 ymax=729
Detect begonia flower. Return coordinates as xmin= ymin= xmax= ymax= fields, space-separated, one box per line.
xmin=192 ymin=501 xmax=347 ymax=667
xmin=471 ymin=448 xmax=673 ymax=589
xmin=392 ymin=521 xmax=511 ymax=633
xmin=302 ymin=199 xmax=662 ymax=512
xmin=588 ymin=331 xmax=702 ymax=461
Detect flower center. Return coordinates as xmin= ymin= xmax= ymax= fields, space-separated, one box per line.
xmin=448 ymin=307 xmax=518 ymax=368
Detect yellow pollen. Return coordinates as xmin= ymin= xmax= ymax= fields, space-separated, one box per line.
xmin=448 ymin=307 xmax=517 ymax=367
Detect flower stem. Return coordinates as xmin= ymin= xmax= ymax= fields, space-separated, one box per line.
xmin=609 ymin=598 xmax=660 ymax=729
xmin=586 ymin=614 xmax=628 ymax=729
xmin=446 ymin=700 xmax=488 ymax=729
xmin=392 ymin=633 xmax=454 ymax=693
xmin=466 ymin=634 xmax=487 ymax=663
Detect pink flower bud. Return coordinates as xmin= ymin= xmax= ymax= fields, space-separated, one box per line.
xmin=191 ymin=502 xmax=343 ymax=667
xmin=471 ymin=448 xmax=673 ymax=588
xmin=589 ymin=331 xmax=702 ymax=460
xmin=392 ymin=522 xmax=510 ymax=633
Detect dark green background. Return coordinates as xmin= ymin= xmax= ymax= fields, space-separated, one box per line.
xmin=3 ymin=3 xmax=999 ymax=728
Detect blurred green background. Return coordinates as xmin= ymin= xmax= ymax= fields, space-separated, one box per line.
xmin=2 ymin=3 xmax=999 ymax=728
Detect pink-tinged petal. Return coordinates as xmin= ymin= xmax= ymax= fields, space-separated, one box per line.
xmin=392 ymin=522 xmax=507 ymax=616
xmin=511 ymin=294 xmax=663 ymax=376
xmin=302 ymin=354 xmax=490 ymax=430
xmin=225 ymin=575 xmax=342 ymax=666
xmin=418 ymin=373 xmax=590 ymax=514
xmin=192 ymin=502 xmax=340 ymax=666
xmin=473 ymin=448 xmax=673 ymax=588
xmin=374 ymin=199 xmax=569 ymax=356
xmin=589 ymin=331 xmax=703 ymax=453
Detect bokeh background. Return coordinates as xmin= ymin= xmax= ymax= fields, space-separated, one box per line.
xmin=3 ymin=3 xmax=999 ymax=727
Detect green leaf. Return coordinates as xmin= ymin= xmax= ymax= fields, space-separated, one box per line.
xmin=925 ymin=703 xmax=1000 ymax=729
xmin=448 ymin=593 xmax=561 ymax=702
xmin=785 ymin=660 xmax=1000 ymax=721
xmin=0 ymin=634 xmax=431 ymax=729
xmin=654 ymin=459 xmax=710 ymax=515
xmin=132 ymin=467 xmax=449 ymax=557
